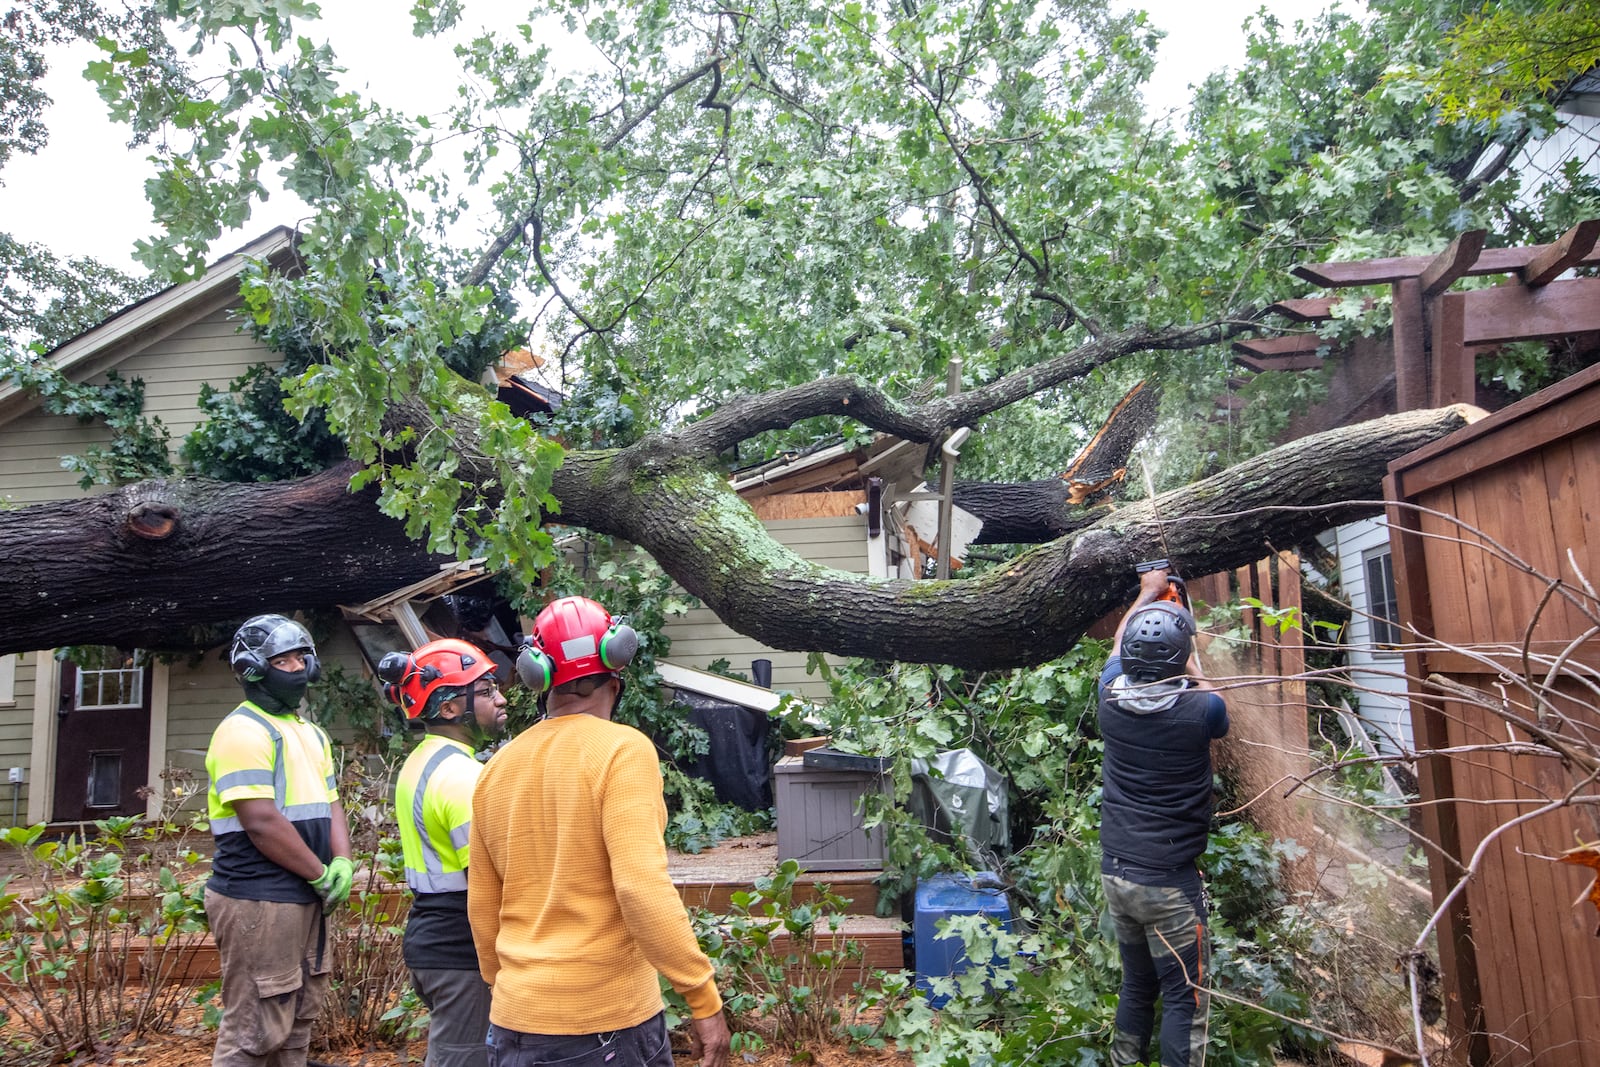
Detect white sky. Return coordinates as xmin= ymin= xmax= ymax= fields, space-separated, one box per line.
xmin=0 ymin=0 xmax=1335 ymax=276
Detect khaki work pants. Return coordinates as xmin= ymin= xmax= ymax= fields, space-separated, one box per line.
xmin=205 ymin=888 xmax=331 ymax=1067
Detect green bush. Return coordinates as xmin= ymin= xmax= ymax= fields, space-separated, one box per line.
xmin=0 ymin=815 xmax=211 ymax=1064
xmin=676 ymin=859 xmax=869 ymax=1051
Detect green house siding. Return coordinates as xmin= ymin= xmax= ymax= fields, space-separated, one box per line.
xmin=659 ymin=516 xmax=869 ymax=702
xmin=0 ymin=655 xmax=34 ymax=826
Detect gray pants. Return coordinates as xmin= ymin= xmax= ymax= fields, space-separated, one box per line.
xmin=412 ymin=967 xmax=491 ymax=1067
xmin=1102 ymin=864 xmax=1210 ymax=1067
xmin=205 ymin=888 xmax=331 ymax=1067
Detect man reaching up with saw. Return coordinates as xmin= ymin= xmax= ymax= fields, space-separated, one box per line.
xmin=1098 ymin=566 xmax=1229 ymax=1067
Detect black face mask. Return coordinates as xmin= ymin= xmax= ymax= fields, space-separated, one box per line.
xmin=248 ymin=666 xmax=309 ymax=714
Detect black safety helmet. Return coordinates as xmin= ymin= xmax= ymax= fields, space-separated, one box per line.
xmin=229 ymin=614 xmax=321 ymax=684
xmin=1119 ymin=601 xmax=1195 ymax=682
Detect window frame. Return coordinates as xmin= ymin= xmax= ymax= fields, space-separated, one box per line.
xmin=1362 ymin=547 xmax=1403 ymax=652
xmin=73 ymin=647 xmax=146 ymax=712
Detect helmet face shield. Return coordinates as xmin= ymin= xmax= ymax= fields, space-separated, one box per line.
xmin=1119 ymin=602 xmax=1196 ymax=683
xmin=231 ymin=613 xmax=318 ymax=684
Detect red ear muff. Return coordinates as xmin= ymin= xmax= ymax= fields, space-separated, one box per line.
xmin=516 ymin=645 xmax=555 ymax=693
xmin=599 ymin=621 xmax=638 ymax=671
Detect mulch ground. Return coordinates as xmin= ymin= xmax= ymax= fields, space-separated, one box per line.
xmin=23 ymin=1001 xmax=910 ymax=1067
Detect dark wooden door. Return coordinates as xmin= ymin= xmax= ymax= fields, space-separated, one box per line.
xmin=52 ymin=648 xmax=152 ymax=821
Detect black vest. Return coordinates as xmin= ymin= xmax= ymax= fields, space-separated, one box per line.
xmin=1097 ymin=683 xmax=1217 ymax=869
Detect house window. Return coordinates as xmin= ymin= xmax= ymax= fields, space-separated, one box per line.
xmin=75 ymin=647 xmax=144 ymax=711
xmin=1363 ymin=548 xmax=1402 ymax=650
xmin=87 ymin=752 xmax=123 ymax=808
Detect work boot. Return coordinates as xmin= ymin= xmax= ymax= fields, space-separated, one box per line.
xmin=1111 ymin=1028 xmax=1152 ymax=1066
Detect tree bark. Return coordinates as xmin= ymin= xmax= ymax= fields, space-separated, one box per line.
xmin=0 ymin=463 xmax=452 ymax=654
xmin=0 ymin=406 xmax=1478 ymax=666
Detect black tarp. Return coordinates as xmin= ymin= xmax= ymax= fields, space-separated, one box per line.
xmin=675 ymin=690 xmax=773 ymax=811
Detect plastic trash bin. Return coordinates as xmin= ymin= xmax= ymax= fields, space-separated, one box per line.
xmin=913 ymin=872 xmax=1012 ymax=1008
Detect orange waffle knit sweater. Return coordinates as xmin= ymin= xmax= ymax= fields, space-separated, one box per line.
xmin=469 ymin=712 xmax=722 ymax=1034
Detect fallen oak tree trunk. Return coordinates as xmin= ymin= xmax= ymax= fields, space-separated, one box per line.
xmin=0 ymin=405 xmax=1478 ymax=666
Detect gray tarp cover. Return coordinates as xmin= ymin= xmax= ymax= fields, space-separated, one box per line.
xmin=909 ymin=749 xmax=1010 ymax=855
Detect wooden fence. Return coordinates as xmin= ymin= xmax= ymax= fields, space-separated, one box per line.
xmin=1386 ymin=361 xmax=1600 ymax=1066
xmin=1186 ymin=554 xmax=1313 ymax=880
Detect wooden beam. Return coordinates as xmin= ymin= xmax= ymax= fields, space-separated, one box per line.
xmin=1458 ymin=277 xmax=1600 ymax=345
xmin=1267 ymin=297 xmax=1336 ymax=322
xmin=1430 ymin=291 xmax=1474 ymax=407
xmin=1419 ymin=229 xmax=1487 ymax=296
xmin=1392 ymin=277 xmax=1427 ymax=411
xmin=1292 ymin=226 xmax=1600 ymax=287
xmin=1267 ymin=295 xmax=1377 ymax=322
xmin=1233 ymin=351 xmax=1325 ymax=372
xmin=1232 ymin=334 xmax=1324 ymax=357
xmin=1521 ymin=218 xmax=1600 ymax=288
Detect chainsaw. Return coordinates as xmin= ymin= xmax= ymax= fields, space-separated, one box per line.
xmin=1136 ymin=558 xmax=1192 ymax=611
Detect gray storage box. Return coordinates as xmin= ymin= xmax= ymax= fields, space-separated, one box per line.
xmin=774 ymin=755 xmax=886 ymax=871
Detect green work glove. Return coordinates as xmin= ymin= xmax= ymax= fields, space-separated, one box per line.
xmin=309 ymin=856 xmax=355 ymax=909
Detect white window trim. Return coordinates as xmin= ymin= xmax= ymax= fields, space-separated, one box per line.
xmin=74 ymin=650 xmax=146 ymax=711
xmin=1361 ymin=546 xmax=1403 ymax=656
xmin=0 ymin=654 xmax=15 ymax=706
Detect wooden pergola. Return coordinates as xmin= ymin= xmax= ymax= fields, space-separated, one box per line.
xmin=1235 ymin=219 xmax=1600 ymax=413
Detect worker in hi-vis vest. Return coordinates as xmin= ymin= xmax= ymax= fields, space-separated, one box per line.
xmin=380 ymin=638 xmax=508 ymax=1067
xmin=205 ymin=613 xmax=354 ymax=1067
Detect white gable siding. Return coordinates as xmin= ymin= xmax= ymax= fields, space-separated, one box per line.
xmin=659 ymin=515 xmax=870 ymax=702
xmin=103 ymin=304 xmax=275 ymax=445
xmin=0 ymin=304 xmax=274 ymax=509
xmin=1333 ymin=517 xmax=1412 ymax=755
xmin=0 ymin=407 xmax=116 ymax=505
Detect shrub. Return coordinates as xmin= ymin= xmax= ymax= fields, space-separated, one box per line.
xmin=676 ymin=859 xmax=867 ymax=1051
xmin=0 ymin=815 xmax=212 ymax=1064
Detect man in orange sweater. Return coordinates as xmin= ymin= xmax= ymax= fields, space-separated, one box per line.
xmin=470 ymin=596 xmax=730 ymax=1067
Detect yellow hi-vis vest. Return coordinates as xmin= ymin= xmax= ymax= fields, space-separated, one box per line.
xmin=205 ymin=701 xmax=339 ymax=902
xmin=395 ymin=734 xmax=481 ymax=894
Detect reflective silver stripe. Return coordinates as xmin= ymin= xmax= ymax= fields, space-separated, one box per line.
xmin=282 ymin=802 xmax=333 ymax=822
xmin=210 ymin=706 xmax=333 ymax=837
xmin=325 ymin=774 xmax=338 ymax=791
xmin=210 ymin=807 xmax=329 ymax=832
xmin=234 ymin=706 xmax=288 ymax=810
xmin=448 ymin=822 xmax=471 ymax=850
xmin=407 ymin=743 xmax=474 ymax=890
xmin=215 ymin=769 xmax=275 ymax=792
xmin=408 ymin=869 xmax=469 ymax=893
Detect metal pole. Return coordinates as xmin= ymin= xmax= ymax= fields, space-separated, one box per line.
xmin=936 ymin=359 xmax=964 ymax=579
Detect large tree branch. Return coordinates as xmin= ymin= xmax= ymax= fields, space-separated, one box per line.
xmin=0 ymin=463 xmax=451 ymax=654
xmin=463 ymin=57 xmax=723 ymax=287
xmin=675 ymin=320 xmax=1249 ymax=457
xmin=0 ymin=406 xmax=1477 ymax=665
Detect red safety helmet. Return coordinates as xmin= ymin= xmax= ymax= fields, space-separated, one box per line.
xmin=516 ymin=596 xmax=637 ymax=693
xmin=378 ymin=638 xmax=496 ymax=720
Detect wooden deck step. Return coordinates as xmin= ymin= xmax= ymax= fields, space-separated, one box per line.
xmin=778 ymin=914 xmax=906 ymax=972
xmin=668 ymin=831 xmax=889 ymax=916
